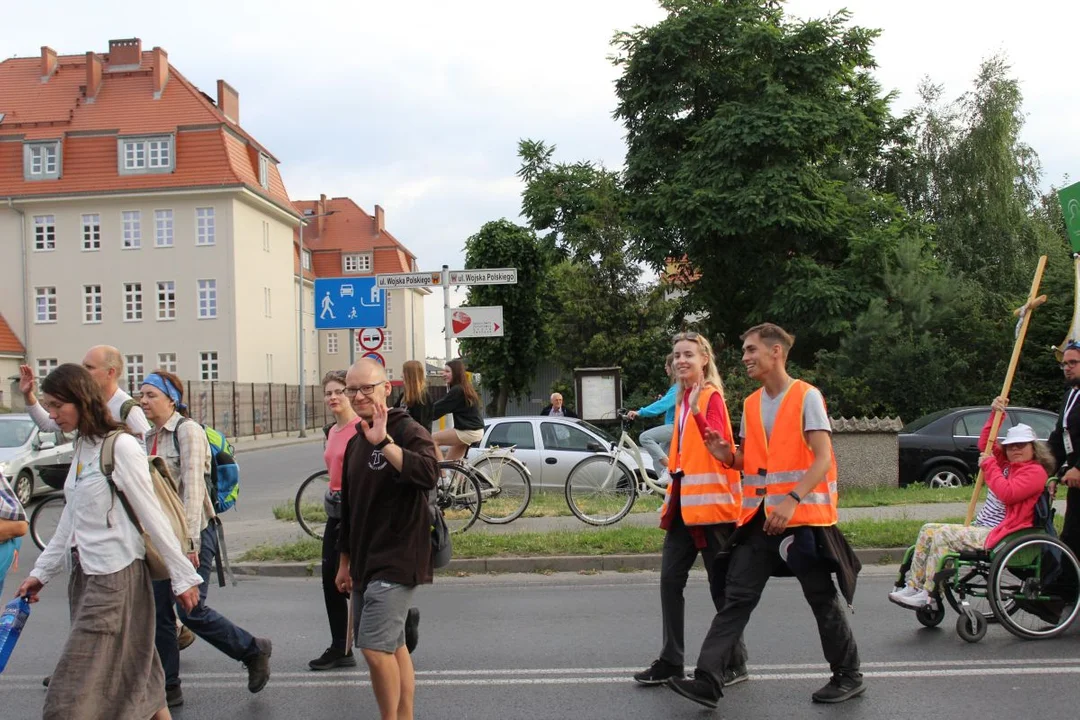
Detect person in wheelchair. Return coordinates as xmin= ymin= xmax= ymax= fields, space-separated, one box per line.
xmin=890 ymin=396 xmax=1055 ymax=609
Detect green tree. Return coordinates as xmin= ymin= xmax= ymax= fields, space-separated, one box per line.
xmin=457 ymin=220 xmax=548 ymax=416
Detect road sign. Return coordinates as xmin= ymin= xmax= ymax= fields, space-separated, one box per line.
xmin=313 ymin=277 xmax=386 ymax=330
xmin=376 ymin=271 xmax=443 ymax=289
xmin=1059 ymin=181 xmax=1080 ymax=253
xmin=358 ymin=327 xmax=384 ymax=351
xmin=362 ymin=351 xmax=385 ymax=366
xmin=449 ymin=268 xmax=518 ymax=286
xmin=448 ymin=306 xmax=504 ymax=338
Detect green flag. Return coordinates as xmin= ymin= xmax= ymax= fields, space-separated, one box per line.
xmin=1059 ymin=181 xmax=1080 ymax=253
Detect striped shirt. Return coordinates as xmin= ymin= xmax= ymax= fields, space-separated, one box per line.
xmin=974 ymin=487 xmax=1007 ymax=528
xmin=0 ymin=473 xmax=26 ymax=522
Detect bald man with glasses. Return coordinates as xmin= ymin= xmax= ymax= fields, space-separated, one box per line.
xmin=1049 ymin=342 xmax=1080 ymax=559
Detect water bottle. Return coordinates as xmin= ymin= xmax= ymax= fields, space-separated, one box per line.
xmin=0 ymin=596 xmax=31 ymax=673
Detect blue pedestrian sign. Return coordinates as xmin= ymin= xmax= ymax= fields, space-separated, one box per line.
xmin=314 ymin=277 xmax=386 ymax=329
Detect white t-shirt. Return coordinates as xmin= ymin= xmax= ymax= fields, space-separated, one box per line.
xmin=740 ymin=383 xmax=831 ymax=441
xmin=29 ymin=387 xmax=151 ymax=440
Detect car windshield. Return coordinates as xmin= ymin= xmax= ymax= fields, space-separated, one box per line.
xmin=573 ymin=419 xmax=617 ymax=445
xmin=0 ymin=418 xmax=35 ymax=448
xmin=902 ymin=408 xmax=953 ymax=434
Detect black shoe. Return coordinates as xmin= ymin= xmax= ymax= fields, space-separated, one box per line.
xmin=166 ymin=685 xmax=184 ymax=708
xmin=722 ymin=666 xmax=749 ymax=687
xmin=308 ymin=646 xmax=357 ymax=671
xmin=666 ymin=675 xmax=722 ymax=709
xmin=244 ymin=637 xmax=272 ymax=693
xmin=633 ymin=658 xmax=684 ymax=686
xmin=812 ymin=673 xmax=866 ymax=703
xmin=405 ymin=607 xmax=420 ymax=654
xmin=42 ymin=675 xmax=50 ymax=688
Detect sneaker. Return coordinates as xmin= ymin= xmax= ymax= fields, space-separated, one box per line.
xmin=633 ymin=658 xmax=684 ymax=686
xmin=811 ymin=673 xmax=866 ymax=703
xmin=308 ymin=646 xmax=356 ymax=671
xmin=666 ymin=675 xmax=722 ymax=709
xmin=166 ymin=685 xmax=184 ymax=708
xmin=888 ymin=586 xmax=919 ymax=600
xmin=178 ymin=624 xmax=196 ymax=651
xmin=244 ymin=637 xmax=272 ymax=692
xmin=405 ymin=607 xmax=420 ymax=654
xmin=722 ymin=666 xmax=749 ymax=687
xmin=894 ymin=589 xmax=930 ymax=608
xmin=657 ymin=470 xmax=672 ymax=487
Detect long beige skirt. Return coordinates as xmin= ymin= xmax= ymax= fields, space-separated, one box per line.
xmin=44 ymin=556 xmax=166 ymax=720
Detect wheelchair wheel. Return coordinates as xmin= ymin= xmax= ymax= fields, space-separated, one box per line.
xmin=942 ymin=570 xmax=996 ymax=623
xmin=955 ymin=611 xmax=987 ymax=643
xmin=916 ymin=603 xmax=945 ymax=628
xmin=989 ymin=535 xmax=1080 ymax=640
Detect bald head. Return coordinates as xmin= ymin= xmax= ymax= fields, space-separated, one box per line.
xmin=346 ymin=359 xmax=391 ymax=420
xmin=82 ymin=345 xmax=123 ymax=394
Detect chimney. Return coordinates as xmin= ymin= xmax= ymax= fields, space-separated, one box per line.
xmin=107 ymin=38 xmax=142 ymax=68
xmin=40 ymin=46 xmax=57 ymax=82
xmin=374 ymin=205 xmax=385 ymax=235
xmin=318 ymin=194 xmax=328 ymax=235
xmin=216 ymin=80 xmax=239 ymax=123
xmin=85 ymin=52 xmax=103 ymax=102
xmin=152 ymin=46 xmax=169 ymax=98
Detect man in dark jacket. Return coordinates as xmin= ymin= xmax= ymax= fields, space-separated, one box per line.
xmin=540 ymin=393 xmax=578 ymax=418
xmin=1048 ymin=342 xmax=1080 ymax=559
xmin=336 ymin=359 xmax=439 ymax=720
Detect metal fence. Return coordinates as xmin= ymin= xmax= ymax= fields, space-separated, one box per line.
xmin=185 ymin=381 xmax=333 ymax=439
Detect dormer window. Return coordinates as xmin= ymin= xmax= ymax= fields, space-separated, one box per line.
xmin=118 ymin=135 xmax=174 ymax=174
xmin=25 ymin=141 xmax=61 ymax=180
xmin=343 ymin=253 xmax=372 ymax=274
xmin=259 ymin=154 xmax=269 ymax=189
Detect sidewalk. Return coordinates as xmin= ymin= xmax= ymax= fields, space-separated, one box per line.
xmin=231 ymin=433 xmax=323 ymax=454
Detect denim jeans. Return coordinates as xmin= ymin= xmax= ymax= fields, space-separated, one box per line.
xmin=639 ymin=424 xmax=674 ymax=476
xmin=154 ymin=525 xmax=258 ymax=689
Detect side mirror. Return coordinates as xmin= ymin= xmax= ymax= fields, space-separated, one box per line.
xmin=39 ymin=440 xmax=56 ymax=451
xmin=586 ymin=441 xmax=604 ymax=452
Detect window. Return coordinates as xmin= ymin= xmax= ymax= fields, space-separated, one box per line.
xmin=122 ymin=210 xmax=141 ymax=249
xmin=198 ymin=279 xmax=217 ymax=319
xmin=262 ymin=221 xmax=270 ymax=252
xmin=83 ymin=285 xmax=102 ymax=323
xmin=486 ymin=421 xmax=536 ymax=450
xmin=196 ymin=207 xmax=215 ymax=246
xmin=125 ymin=354 xmax=144 ymax=394
xmin=265 ymin=353 xmax=274 ymax=381
xmin=383 ymin=330 xmax=393 ymax=352
xmin=1013 ymin=411 xmax=1056 ymax=440
xmin=263 ymin=288 xmax=271 ymax=318
xmin=342 ymin=253 xmax=371 ymax=273
xmin=124 ymin=282 xmax=143 ymax=321
xmin=540 ymin=422 xmax=597 ymax=451
xmin=954 ymin=411 xmax=1012 ymax=438
xmin=82 ymin=214 xmax=100 ymax=250
xmin=259 ymin=154 xmax=269 ymax=189
xmin=35 ymin=287 xmax=57 ymax=323
xmin=33 ymin=215 xmax=56 ymax=251
xmin=200 ymin=351 xmax=219 ymax=381
xmin=26 ymin=142 xmax=60 ymax=179
xmin=158 ymin=352 xmax=177 ymax=374
xmin=120 ymin=136 xmax=172 ymax=172
xmin=385 ymin=291 xmax=392 ymax=315
xmin=327 ymin=332 xmax=339 ymax=355
xmin=302 ymin=250 xmax=311 ymax=270
xmin=155 ymin=209 xmax=173 ymax=247
xmin=386 ymin=367 xmax=394 ymax=381
xmin=157 ymin=281 xmax=176 ymax=320
xmin=36 ymin=358 xmax=58 ymax=379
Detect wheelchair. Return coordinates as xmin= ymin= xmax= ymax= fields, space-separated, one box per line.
xmin=891 ymin=489 xmax=1080 ymax=643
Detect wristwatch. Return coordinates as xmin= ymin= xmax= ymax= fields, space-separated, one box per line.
xmin=374 ymin=435 xmax=395 ymax=450
xmin=787 ymin=490 xmax=802 ymax=504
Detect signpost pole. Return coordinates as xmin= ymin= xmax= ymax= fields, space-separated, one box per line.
xmin=443 ymin=264 xmax=452 ymax=364
xmin=349 ymin=329 xmax=356 ymax=366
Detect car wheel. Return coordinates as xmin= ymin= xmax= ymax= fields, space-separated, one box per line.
xmin=923 ymin=465 xmax=966 ymax=490
xmin=14 ymin=470 xmax=34 ymax=506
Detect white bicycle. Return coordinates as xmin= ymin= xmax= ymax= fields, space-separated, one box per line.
xmin=564 ymin=409 xmax=668 ymax=525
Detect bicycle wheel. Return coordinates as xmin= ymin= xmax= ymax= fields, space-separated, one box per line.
xmin=30 ymin=494 xmax=67 ymax=550
xmin=473 ymin=455 xmax=532 ymax=525
xmin=295 ymin=470 xmax=330 ymax=540
xmin=437 ymin=461 xmax=482 ymax=534
xmin=565 ymin=454 xmax=636 ymax=526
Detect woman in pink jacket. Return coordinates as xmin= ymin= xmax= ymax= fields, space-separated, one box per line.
xmin=891 ymin=396 xmax=1055 ymax=609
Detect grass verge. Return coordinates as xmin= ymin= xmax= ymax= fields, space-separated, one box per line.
xmin=838 ymin=485 xmax=982 ymax=508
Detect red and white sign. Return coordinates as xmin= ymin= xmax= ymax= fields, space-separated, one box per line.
xmin=448 ymin=306 xmax=504 ymax=338
xmin=358 ymin=327 xmax=384 ymax=351
xmin=362 ymin=351 xmax=385 ymax=366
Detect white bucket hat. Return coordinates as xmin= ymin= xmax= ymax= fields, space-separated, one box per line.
xmin=1001 ymin=424 xmax=1038 ymax=445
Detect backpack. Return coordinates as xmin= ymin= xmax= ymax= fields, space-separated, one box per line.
xmin=119 ymin=398 xmax=139 ymax=423
xmin=429 ymin=489 xmax=451 ymax=569
xmin=174 ymin=418 xmax=240 ymax=513
xmin=101 ymin=430 xmax=191 ymax=581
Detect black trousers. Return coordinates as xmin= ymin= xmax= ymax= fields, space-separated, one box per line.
xmin=693 ymin=511 xmax=860 ymax=691
xmin=322 ymin=516 xmax=350 ymax=651
xmin=659 ymin=513 xmax=747 ymax=671
xmin=1061 ymin=487 xmax=1080 ymax=561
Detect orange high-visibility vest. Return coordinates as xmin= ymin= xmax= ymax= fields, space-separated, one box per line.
xmin=740 ymin=379 xmax=838 ymax=527
xmin=660 ymin=385 xmax=742 ymax=526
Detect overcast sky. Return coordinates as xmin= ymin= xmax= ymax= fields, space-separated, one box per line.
xmin=5 ymin=0 xmax=1077 ymax=359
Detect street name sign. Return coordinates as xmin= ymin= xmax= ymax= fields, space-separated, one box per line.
xmin=313 ymin=277 xmax=386 ymax=330
xmin=449 ymin=306 xmax=504 ymax=338
xmin=449 ymin=268 xmax=518 ymax=285
xmin=376 ymin=271 xmax=443 ymax=289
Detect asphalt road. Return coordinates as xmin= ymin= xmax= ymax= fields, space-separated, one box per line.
xmin=3 ymin=568 xmax=1079 ymax=719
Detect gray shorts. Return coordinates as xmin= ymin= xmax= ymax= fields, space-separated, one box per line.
xmin=352 ymin=580 xmax=416 ymax=653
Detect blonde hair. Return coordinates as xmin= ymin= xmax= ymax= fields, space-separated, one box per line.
xmin=1034 ymin=441 xmax=1057 ymax=477
xmin=402 ymin=360 xmax=428 ymax=406
xmin=672 ymin=332 xmax=724 ymax=407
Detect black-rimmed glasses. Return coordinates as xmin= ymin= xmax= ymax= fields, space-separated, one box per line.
xmin=344 ymin=381 xmax=388 ymax=398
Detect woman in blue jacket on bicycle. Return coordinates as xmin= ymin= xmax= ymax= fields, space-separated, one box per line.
xmin=628 ymin=354 xmax=677 ymax=484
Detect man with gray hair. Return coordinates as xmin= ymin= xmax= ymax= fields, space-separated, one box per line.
xmin=541 ymin=392 xmax=578 ymax=418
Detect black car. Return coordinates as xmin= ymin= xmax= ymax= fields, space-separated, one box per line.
xmin=898 ymin=406 xmax=1058 ymax=488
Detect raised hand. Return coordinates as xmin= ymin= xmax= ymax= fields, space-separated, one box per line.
xmin=688 ymin=382 xmax=703 ymax=411
xmin=702 ymin=426 xmax=731 ymax=463
xmin=991 ymin=396 xmax=1009 ymax=414
xmin=359 ymin=402 xmax=389 ymax=445
xmin=18 ymin=365 xmax=36 ymax=397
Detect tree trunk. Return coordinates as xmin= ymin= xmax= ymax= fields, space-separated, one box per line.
xmin=495 ymin=384 xmax=510 ymax=418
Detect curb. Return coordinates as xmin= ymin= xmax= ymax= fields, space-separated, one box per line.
xmin=232 ymin=436 xmax=323 ymax=454
xmin=231 ymin=547 xmax=908 ymax=578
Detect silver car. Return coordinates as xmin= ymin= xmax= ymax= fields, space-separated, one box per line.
xmin=0 ymin=414 xmax=76 ymax=505
xmin=465 ymin=416 xmax=651 ymax=491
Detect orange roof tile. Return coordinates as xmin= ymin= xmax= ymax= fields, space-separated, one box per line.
xmin=293 ymin=197 xmax=416 ymax=277
xmin=0 ymin=314 xmax=25 ymax=355
xmin=0 ymin=43 xmax=296 ymax=217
